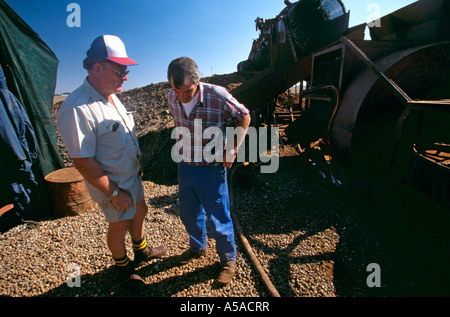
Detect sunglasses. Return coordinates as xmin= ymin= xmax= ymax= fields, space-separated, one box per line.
xmin=101 ymin=64 xmax=130 ymax=78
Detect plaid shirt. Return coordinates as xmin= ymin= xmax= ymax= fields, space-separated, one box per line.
xmin=168 ymin=82 xmax=249 ymax=165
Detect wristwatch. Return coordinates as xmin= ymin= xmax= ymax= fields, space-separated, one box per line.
xmin=111 ymin=187 xmax=120 ymax=198
xmin=229 ymin=149 xmax=237 ymax=156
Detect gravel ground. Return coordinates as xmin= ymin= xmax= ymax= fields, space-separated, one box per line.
xmin=0 ymin=144 xmax=423 ymax=298
xmin=0 ymin=75 xmax=432 ymax=299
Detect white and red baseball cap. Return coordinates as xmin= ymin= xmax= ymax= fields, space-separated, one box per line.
xmin=86 ymin=35 xmax=138 ymax=66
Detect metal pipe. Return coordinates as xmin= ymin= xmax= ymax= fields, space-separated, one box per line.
xmin=228 ymin=165 xmax=281 ymax=297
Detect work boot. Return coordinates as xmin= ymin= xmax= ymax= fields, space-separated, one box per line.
xmin=175 ymin=249 xmax=207 ymax=265
xmin=133 ymin=245 xmax=168 ymax=267
xmin=215 ymin=261 xmax=236 ymax=286
xmin=116 ymin=265 xmax=146 ymax=292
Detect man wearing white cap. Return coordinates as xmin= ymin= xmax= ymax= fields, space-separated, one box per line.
xmin=57 ymin=35 xmax=167 ymax=292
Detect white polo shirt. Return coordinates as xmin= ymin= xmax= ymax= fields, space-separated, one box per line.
xmin=57 ymin=78 xmax=141 ymax=203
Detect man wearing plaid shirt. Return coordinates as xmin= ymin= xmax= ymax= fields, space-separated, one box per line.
xmin=167 ymin=57 xmax=250 ymax=285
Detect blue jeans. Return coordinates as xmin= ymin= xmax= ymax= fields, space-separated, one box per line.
xmin=177 ymin=162 xmax=236 ymax=263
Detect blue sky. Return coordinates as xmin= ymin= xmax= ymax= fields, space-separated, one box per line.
xmin=6 ymin=0 xmax=416 ymax=94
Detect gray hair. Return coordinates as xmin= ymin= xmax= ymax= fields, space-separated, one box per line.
xmin=167 ymin=56 xmax=201 ymax=88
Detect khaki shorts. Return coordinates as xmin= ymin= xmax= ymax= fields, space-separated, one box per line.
xmin=98 ymin=175 xmax=145 ymax=223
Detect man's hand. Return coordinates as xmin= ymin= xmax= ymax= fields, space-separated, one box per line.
xmin=223 ymin=113 xmax=251 ymax=169
xmin=111 ymin=189 xmax=132 ymax=211
xmin=223 ymin=150 xmax=237 ymax=169
xmin=72 ymin=157 xmax=132 ymax=212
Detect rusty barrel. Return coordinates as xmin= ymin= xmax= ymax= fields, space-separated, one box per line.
xmin=45 ymin=167 xmax=97 ymax=217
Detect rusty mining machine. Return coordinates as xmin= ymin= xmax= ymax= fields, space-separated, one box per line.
xmin=231 ymin=0 xmax=450 ymax=295
xmin=232 ymin=0 xmax=450 ymax=211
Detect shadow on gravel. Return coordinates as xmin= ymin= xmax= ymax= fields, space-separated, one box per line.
xmin=230 ymin=155 xmax=428 ymax=297
xmin=138 ymin=261 xmax=221 ymax=296
xmin=39 ymin=257 xmax=221 ymax=297
xmin=147 ymin=193 xmax=179 ymax=216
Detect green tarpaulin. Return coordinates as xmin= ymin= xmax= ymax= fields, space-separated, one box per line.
xmin=0 ymin=0 xmax=64 ymax=178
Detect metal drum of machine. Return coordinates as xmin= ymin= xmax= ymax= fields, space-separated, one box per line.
xmin=286 ymin=0 xmax=348 ymax=58
xmin=237 ymin=0 xmax=349 ymax=73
